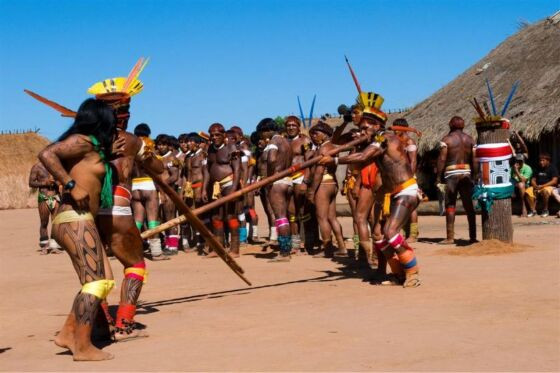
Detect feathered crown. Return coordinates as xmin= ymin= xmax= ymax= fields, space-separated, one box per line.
xmin=345 ymin=56 xmax=387 ymax=123
xmin=469 ymin=78 xmax=519 ymax=128
xmin=87 ymin=57 xmax=149 ymax=98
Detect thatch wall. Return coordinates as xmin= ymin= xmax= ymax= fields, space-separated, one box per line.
xmin=400 ymin=18 xmax=560 ymax=155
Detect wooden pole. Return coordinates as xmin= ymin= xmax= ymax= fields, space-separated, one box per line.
xmin=141 ymin=135 xmax=369 ymax=239
xmin=143 ymin=167 xmax=252 ymax=286
xmin=476 ymin=122 xmax=513 ymax=243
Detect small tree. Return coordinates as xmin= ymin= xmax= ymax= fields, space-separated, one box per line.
xmin=274 ymin=116 xmax=286 ymax=132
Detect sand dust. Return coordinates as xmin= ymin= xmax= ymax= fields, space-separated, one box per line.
xmin=438 ymin=239 xmax=530 ymax=256
xmin=1 ymin=210 xmax=558 ymax=371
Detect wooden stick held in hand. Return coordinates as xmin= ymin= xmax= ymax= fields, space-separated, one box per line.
xmin=143 ymin=167 xmax=252 ymax=286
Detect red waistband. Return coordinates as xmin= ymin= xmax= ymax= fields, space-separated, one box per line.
xmin=114 ymin=185 xmax=132 ymax=202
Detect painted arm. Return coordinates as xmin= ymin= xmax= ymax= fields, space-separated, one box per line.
xmin=139 ymin=155 xmax=164 ymax=176
xmin=201 ymin=158 xmax=210 ymax=202
xmin=28 ymin=164 xmax=49 ymax=188
xmin=338 ymin=143 xmax=382 ymax=165
xmin=407 ymin=139 xmax=418 ymax=174
xmin=230 ymin=147 xmax=241 ymax=192
xmin=38 ymin=135 xmax=91 ymax=187
xmin=436 ymin=142 xmax=448 ymax=184
xmin=165 ymin=162 xmax=180 ymax=186
xmin=308 ymin=149 xmax=326 ymax=200
xmin=38 ymin=134 xmax=93 ymax=210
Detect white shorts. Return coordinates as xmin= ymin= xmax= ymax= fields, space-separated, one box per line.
xmin=393 ymin=183 xmax=419 ymax=199
xmin=444 ymin=170 xmax=471 ymax=179
xmin=292 ymin=175 xmax=305 ymax=185
xmin=132 ymin=180 xmax=156 ymax=191
xmin=273 ymin=177 xmax=293 ymax=186
xmin=98 ymin=206 xmax=133 ymax=216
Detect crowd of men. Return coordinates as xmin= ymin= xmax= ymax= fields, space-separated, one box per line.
xmin=26 ymin=67 xmax=558 ymax=360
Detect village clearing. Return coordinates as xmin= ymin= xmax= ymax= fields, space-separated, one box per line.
xmin=0 ymin=209 xmax=558 ymax=371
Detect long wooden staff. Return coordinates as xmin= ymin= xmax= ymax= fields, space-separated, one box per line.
xmin=141 ymin=135 xmax=369 ymax=240
xmin=142 ymin=167 xmax=252 ymax=286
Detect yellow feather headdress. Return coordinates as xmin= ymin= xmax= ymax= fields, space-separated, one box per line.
xmin=87 ymin=57 xmax=149 ymax=97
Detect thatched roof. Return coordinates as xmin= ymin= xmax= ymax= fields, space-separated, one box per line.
xmin=401 ymin=18 xmax=560 ymax=154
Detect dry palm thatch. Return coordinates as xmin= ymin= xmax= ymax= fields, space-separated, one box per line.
xmin=0 ymin=133 xmax=50 ymax=209
xmin=402 ymin=18 xmax=560 ymax=155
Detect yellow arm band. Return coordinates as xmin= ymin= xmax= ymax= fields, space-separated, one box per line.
xmin=81 ymin=279 xmax=115 ymax=299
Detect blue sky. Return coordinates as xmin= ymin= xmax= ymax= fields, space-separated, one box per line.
xmin=0 ymin=0 xmax=557 ymax=140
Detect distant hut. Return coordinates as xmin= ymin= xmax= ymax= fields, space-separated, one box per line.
xmin=401 ymin=17 xmax=560 ymax=189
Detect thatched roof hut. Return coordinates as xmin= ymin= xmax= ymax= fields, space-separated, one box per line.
xmin=402 ymin=17 xmax=560 ymax=155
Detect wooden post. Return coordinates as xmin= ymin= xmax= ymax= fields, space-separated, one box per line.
xmin=475 ymin=121 xmax=514 ymax=243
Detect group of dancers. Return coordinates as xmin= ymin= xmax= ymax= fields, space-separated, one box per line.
xmin=27 ymin=58 xmax=479 ymax=361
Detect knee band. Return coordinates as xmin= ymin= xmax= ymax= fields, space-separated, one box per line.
xmin=212 ymin=219 xmax=224 ymax=229
xmin=81 ymin=279 xmax=115 ymax=299
xmin=388 ymin=234 xmax=405 ymax=250
xmin=228 ymin=218 xmax=240 ymax=230
xmin=289 ymin=215 xmax=297 ymax=223
xmin=124 ymin=261 xmax=147 ymax=283
xmin=135 ymin=221 xmax=143 ymax=230
xmin=374 ymin=239 xmax=389 ymax=252
xmin=275 ymin=217 xmax=290 ymax=229
xmin=445 ymin=206 xmax=456 ymax=214
xmin=147 ymin=220 xmax=159 ymax=229
xmin=248 ymin=208 xmax=257 ymax=220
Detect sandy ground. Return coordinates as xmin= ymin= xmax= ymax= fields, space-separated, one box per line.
xmin=0 ymin=208 xmax=559 ymax=371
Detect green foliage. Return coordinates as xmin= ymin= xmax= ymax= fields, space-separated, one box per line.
xmin=274 ymin=116 xmax=286 ymax=131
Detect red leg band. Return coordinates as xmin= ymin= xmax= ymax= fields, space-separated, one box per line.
xmin=248 ymin=208 xmax=257 ymax=220
xmin=228 ymin=218 xmax=240 ymax=230
xmin=115 ymin=303 xmax=136 ymax=328
xmin=446 ymin=206 xmax=456 ymax=214
xmin=212 ymin=219 xmax=224 ymax=229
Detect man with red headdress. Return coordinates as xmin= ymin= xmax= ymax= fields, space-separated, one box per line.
xmin=436 ymin=116 xmax=477 ymax=244
xmin=320 ymin=92 xmax=421 ymax=287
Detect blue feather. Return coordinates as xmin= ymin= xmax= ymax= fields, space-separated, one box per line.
xmin=297 ymin=96 xmax=306 ymax=128
xmin=308 ymin=94 xmax=316 ymax=129
xmin=486 ymin=79 xmax=497 ymax=115
xmin=501 ymin=81 xmax=520 ymax=116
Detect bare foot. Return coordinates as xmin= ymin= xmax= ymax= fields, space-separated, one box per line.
xmin=228 ymin=252 xmax=240 ymax=258
xmin=407 ymin=236 xmax=418 ymax=243
xmin=114 ymin=328 xmax=149 ymax=342
xmin=403 ymin=272 xmax=421 ymax=288
xmin=73 ymin=345 xmax=114 ymax=361
xmin=439 ymin=238 xmax=454 ymax=245
xmin=40 ymin=247 xmax=49 ymax=255
xmin=54 ymin=330 xmax=74 ymax=352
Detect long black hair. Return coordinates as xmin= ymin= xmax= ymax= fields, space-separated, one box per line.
xmin=58 ymin=98 xmax=116 ymax=155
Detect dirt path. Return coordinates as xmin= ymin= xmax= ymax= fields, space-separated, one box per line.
xmin=0 ymin=208 xmax=558 ymax=371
